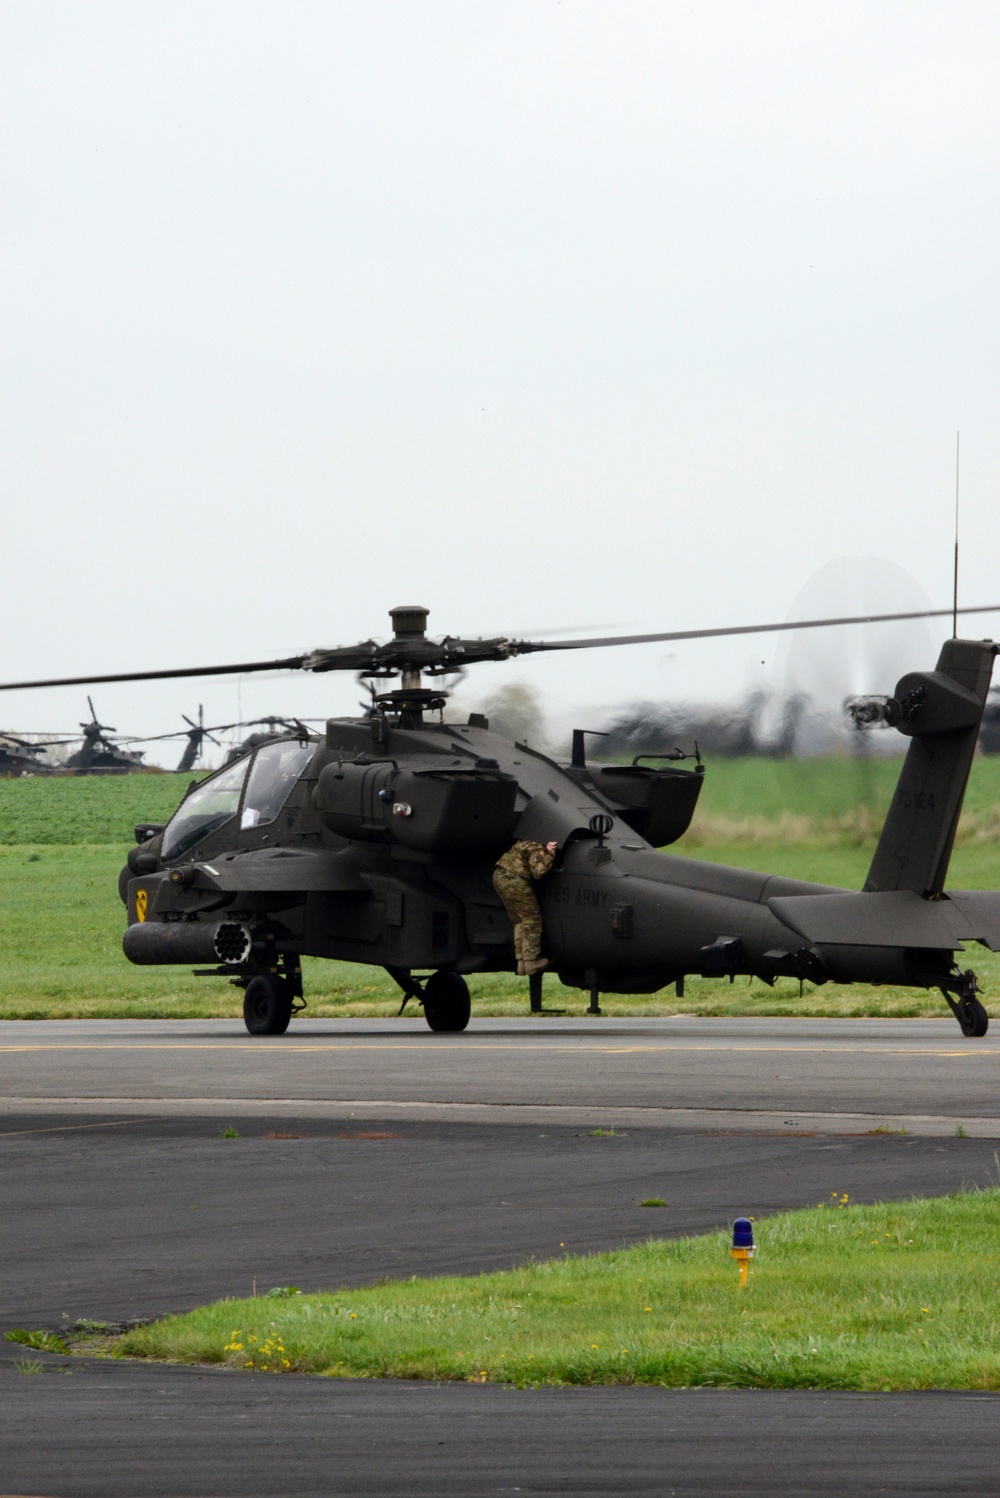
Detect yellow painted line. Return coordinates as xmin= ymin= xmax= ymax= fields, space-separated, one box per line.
xmin=0 ymin=1117 xmax=150 ymax=1138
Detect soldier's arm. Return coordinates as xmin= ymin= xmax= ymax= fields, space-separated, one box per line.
xmin=528 ymin=845 xmax=556 ymax=880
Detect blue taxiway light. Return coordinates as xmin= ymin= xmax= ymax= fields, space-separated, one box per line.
xmin=732 ymin=1217 xmax=754 ymax=1249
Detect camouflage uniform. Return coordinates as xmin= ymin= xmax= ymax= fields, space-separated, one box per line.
xmin=492 ymin=840 xmax=556 ymax=964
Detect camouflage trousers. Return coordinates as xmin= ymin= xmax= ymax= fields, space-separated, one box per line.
xmin=492 ymin=869 xmax=544 ymax=963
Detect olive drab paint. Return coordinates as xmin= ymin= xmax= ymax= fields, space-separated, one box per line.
xmin=3 ymin=604 xmax=1000 ymax=1040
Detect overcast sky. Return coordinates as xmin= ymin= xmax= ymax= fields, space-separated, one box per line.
xmin=2 ymin=1 xmax=999 ymax=752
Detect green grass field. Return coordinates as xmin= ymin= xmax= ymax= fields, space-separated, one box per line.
xmin=0 ymin=771 xmax=198 ymax=845
xmin=10 ymin=754 xmax=1000 ymax=843
xmin=78 ymin=1190 xmax=1000 ymax=1389
xmin=1 ymin=761 xmax=998 ymax=1019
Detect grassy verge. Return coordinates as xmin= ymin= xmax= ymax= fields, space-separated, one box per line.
xmin=106 ymin=1191 xmax=1000 ymax=1388
xmin=2 ymin=841 xmax=999 ymax=1018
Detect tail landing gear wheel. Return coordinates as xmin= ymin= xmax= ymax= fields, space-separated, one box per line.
xmin=243 ymin=975 xmax=294 ymax=1036
xmin=957 ymin=995 xmax=989 ymax=1038
xmin=422 ymin=971 xmax=471 ymax=1033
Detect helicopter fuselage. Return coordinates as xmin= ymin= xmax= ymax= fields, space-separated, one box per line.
xmin=122 ymin=712 xmax=959 ymax=1008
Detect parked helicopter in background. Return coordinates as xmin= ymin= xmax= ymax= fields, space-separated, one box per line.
xmin=61 ymin=698 xmax=147 ymax=775
xmin=0 ymin=700 xmax=147 ymax=776
xmin=124 ymin=706 xmax=235 ymax=773
xmin=222 ymin=717 xmax=324 ymax=766
xmin=123 ymin=713 xmax=327 ymax=773
xmin=0 ymin=730 xmax=55 ymax=775
xmin=4 ymin=602 xmax=1000 ymax=1042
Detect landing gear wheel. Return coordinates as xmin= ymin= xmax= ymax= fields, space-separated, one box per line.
xmin=422 ymin=971 xmax=471 ymax=1033
xmin=243 ymin=974 xmax=294 ymax=1036
xmin=957 ymin=995 xmax=989 ymax=1038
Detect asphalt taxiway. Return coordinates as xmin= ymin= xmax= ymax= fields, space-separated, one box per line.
xmin=5 ymin=1012 xmax=1000 ymax=1132
xmin=4 ymin=1344 xmax=999 ymax=1498
xmin=3 ymin=1015 xmax=999 ymax=1495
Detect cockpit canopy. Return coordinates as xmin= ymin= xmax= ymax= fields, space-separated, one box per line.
xmin=161 ymin=738 xmax=315 ymax=862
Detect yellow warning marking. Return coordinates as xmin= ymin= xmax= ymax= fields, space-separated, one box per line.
xmin=135 ymin=888 xmax=148 ymax=922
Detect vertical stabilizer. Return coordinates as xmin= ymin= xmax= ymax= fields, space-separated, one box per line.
xmin=864 ymin=638 xmax=998 ymax=895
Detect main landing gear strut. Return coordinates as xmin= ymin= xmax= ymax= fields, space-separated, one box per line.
xmin=238 ymin=954 xmax=304 ymax=1036
xmin=387 ymin=967 xmax=472 ymax=1032
xmin=941 ymin=968 xmax=989 ymax=1038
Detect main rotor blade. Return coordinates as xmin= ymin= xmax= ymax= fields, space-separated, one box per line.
xmin=513 ymin=604 xmax=1000 ymax=655
xmin=0 ymin=655 xmax=308 ymax=693
xmin=116 ymin=730 xmax=188 ymax=744
xmin=2 ymin=603 xmax=998 ymax=695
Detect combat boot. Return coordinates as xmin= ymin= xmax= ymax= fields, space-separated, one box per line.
xmin=523 ymin=957 xmax=549 ymax=976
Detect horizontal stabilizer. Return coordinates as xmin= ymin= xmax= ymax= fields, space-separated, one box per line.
xmin=769 ymin=890 xmax=1000 ymax=952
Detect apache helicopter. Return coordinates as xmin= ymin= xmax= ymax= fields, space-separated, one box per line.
xmin=0 ymin=731 xmax=55 ymax=776
xmin=62 ymin=698 xmax=146 ymax=775
xmin=4 ymin=603 xmax=1000 ymax=1040
xmin=124 ymin=711 xmax=322 ymax=772
xmin=222 ymin=717 xmax=324 ymax=766
xmin=125 ymin=707 xmax=236 ymax=773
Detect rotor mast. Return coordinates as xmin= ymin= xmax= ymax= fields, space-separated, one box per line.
xmin=390 ymin=605 xmax=430 ymax=693
xmin=371 ymin=605 xmax=451 ymax=727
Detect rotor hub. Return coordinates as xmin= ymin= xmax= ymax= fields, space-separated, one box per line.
xmin=374 ymin=687 xmax=448 ymax=719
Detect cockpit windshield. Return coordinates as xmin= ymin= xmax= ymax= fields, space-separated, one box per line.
xmin=239 ymin=738 xmax=315 ymax=829
xmin=161 ymin=758 xmax=250 ymax=862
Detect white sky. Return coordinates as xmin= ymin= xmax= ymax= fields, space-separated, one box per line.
xmin=2 ymin=1 xmax=999 ymax=753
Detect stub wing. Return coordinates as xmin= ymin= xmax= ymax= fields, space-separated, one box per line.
xmin=189 ymin=848 xmax=368 ymax=894
xmin=769 ymin=890 xmax=1000 ymax=952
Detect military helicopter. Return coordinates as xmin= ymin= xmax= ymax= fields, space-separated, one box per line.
xmin=221 ymin=717 xmax=325 ymax=766
xmin=4 ymin=603 xmax=1000 ymax=1040
xmin=125 ymin=712 xmax=325 ymax=771
xmin=122 ymin=707 xmax=236 ymax=773
xmin=61 ymin=698 xmax=146 ymax=775
xmin=0 ymin=730 xmax=55 ymax=776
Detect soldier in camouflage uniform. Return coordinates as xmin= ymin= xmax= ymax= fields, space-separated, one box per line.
xmin=492 ymin=839 xmax=559 ymax=975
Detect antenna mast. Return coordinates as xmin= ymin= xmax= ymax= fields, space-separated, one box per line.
xmin=952 ymin=431 xmax=960 ymax=639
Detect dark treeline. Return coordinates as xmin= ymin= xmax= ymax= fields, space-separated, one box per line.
xmin=601 ymin=687 xmax=1000 ymax=760
xmin=600 ymin=691 xmax=810 ymax=760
